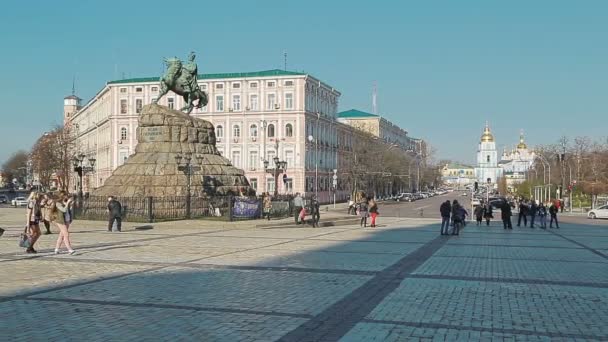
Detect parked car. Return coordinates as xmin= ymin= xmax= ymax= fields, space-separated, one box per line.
xmin=588 ymin=205 xmax=608 ymax=219
xmin=11 ymin=197 xmax=27 ymax=207
xmin=0 ymin=195 xmax=8 ymax=204
xmin=396 ymin=193 xmax=414 ymax=202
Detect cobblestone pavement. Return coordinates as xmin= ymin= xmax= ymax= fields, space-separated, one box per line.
xmin=1 ymin=207 xmax=608 ymax=341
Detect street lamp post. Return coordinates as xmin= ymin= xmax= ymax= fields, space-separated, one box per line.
xmin=72 ymin=153 xmax=96 ymax=207
xmin=175 ymin=152 xmax=203 ymax=219
xmin=308 ymin=135 xmax=318 ymax=200
xmin=260 ymin=120 xmax=267 ymax=192
xmin=264 ymin=156 xmax=287 ymax=197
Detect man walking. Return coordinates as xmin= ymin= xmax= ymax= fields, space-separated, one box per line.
xmin=529 ymin=200 xmax=538 ymax=228
xmin=440 ymin=200 xmax=451 ymax=235
xmin=549 ymin=202 xmax=560 ymax=228
xmin=501 ymin=201 xmax=513 ymax=229
xmin=107 ymin=196 xmax=122 ymax=232
xmin=293 ymin=193 xmax=304 ymax=224
xmin=517 ymin=199 xmax=528 ymax=227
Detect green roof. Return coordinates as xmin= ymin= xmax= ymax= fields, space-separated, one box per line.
xmin=445 ymin=163 xmax=474 ymax=170
xmin=337 ymin=109 xmax=379 ymax=119
xmin=108 ymin=69 xmax=306 ymax=84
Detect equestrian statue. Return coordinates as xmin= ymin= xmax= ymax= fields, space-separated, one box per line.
xmin=154 ymin=51 xmax=208 ymax=114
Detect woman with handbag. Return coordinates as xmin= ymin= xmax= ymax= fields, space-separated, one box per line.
xmin=52 ymin=193 xmax=76 ymax=255
xmin=41 ymin=193 xmax=54 ymax=234
xmin=24 ymin=192 xmax=42 ymax=253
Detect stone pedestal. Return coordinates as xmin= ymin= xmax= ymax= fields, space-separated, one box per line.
xmin=92 ymin=104 xmax=253 ymax=197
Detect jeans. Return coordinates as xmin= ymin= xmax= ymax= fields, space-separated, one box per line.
xmin=370 ymin=212 xmax=378 ymax=226
xmin=550 ymin=214 xmax=559 ymax=228
xmin=530 ymin=214 xmax=536 ymax=227
xmin=108 ymin=216 xmax=122 ymax=232
xmin=517 ymin=213 xmax=527 ymax=227
xmin=441 ymin=216 xmax=450 ymax=234
xmin=539 ymin=215 xmax=547 ymax=228
xmin=503 ymin=217 xmax=512 ymax=229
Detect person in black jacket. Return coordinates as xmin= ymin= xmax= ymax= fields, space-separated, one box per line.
xmin=483 ymin=203 xmax=493 ymax=226
xmin=501 ymin=202 xmax=513 ymax=229
xmin=107 ymin=196 xmax=122 ymax=232
xmin=439 ymin=200 xmax=451 ymax=235
xmin=549 ymin=202 xmax=560 ymax=228
xmin=517 ymin=200 xmax=528 ymax=227
xmin=529 ymin=200 xmax=538 ymax=228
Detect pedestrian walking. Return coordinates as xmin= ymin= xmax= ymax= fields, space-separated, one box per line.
xmin=538 ymin=202 xmax=547 ymax=229
xmin=358 ymin=195 xmax=369 ymax=228
xmin=24 ymin=192 xmax=42 ymax=254
xmin=501 ymin=201 xmax=513 ymax=229
xmin=560 ymin=199 xmax=565 ymax=213
xmin=107 ymin=196 xmax=122 ymax=232
xmin=310 ymin=197 xmax=320 ymax=227
xmin=52 ymin=193 xmax=76 ymax=255
xmin=41 ymin=193 xmax=54 ymax=235
xmin=293 ymin=193 xmax=304 ymax=224
xmin=439 ymin=200 xmax=451 ymax=235
xmin=474 ymin=205 xmax=484 ymax=226
xmin=517 ymin=200 xmax=528 ymax=227
xmin=483 ymin=203 xmax=493 ymax=226
xmin=347 ymin=196 xmax=355 ymax=215
xmin=369 ymin=197 xmax=379 ymax=228
xmin=529 ymin=200 xmax=538 ymax=228
xmin=263 ymin=193 xmax=272 ymax=220
xmin=451 ymin=200 xmax=465 ymax=235
xmin=549 ymin=202 xmax=560 ymax=228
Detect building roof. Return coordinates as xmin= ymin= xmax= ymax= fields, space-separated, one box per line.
xmin=444 ymin=163 xmax=474 ymax=170
xmin=107 ymin=69 xmax=307 ymax=85
xmin=337 ymin=109 xmax=379 ymax=119
xmin=64 ymin=95 xmax=80 ymax=100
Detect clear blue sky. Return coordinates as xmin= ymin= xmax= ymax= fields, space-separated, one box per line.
xmin=1 ymin=0 xmax=607 ymax=165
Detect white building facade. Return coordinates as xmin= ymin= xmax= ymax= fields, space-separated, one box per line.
xmin=66 ymin=69 xmax=351 ymax=203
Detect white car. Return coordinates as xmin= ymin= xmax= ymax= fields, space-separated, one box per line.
xmin=11 ymin=197 xmax=27 ymax=207
xmin=588 ymin=205 xmax=608 ymax=219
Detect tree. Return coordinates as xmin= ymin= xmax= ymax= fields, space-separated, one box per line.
xmin=29 ymin=125 xmax=77 ymax=191
xmin=2 ymin=151 xmax=29 ymax=186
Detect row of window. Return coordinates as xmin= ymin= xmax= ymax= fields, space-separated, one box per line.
xmin=215 ymin=123 xmax=294 ymax=139
xmin=118 ymin=80 xmax=295 ymax=94
xmin=248 ymin=177 xmax=294 ymax=193
xmin=225 ymin=150 xmax=295 ymax=171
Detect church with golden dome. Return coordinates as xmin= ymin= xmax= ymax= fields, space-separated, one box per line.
xmin=475 ymin=123 xmax=503 ymax=186
xmin=474 ymin=123 xmax=536 ymax=190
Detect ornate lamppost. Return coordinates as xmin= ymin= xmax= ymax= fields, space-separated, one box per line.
xmin=72 ymin=153 xmax=96 ymax=206
xmin=264 ymin=156 xmax=287 ymax=197
xmin=175 ymin=152 xmax=203 ymax=219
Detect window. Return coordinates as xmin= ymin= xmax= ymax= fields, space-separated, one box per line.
xmin=135 ymin=99 xmax=143 ymax=113
xmin=151 ymin=97 xmax=157 ymax=104
xmin=216 ymin=95 xmax=224 ymax=111
xmin=285 ymin=93 xmax=293 ymax=109
xmin=120 ymin=127 xmax=128 ymax=141
xmin=151 ymin=86 xmax=158 ymax=92
xmin=135 ymin=87 xmax=143 ymax=93
xmin=167 ymin=98 xmax=174 ymax=109
xmin=486 ymin=155 xmax=490 ymax=163
xmin=120 ymin=99 xmax=127 ymax=114
xmin=216 ymin=125 xmax=224 ymax=138
xmin=233 ymin=124 xmax=240 ymax=138
xmin=249 ymin=94 xmax=258 ymax=111
xmin=249 ymin=151 xmax=258 ymax=170
xmin=267 ymin=94 xmax=276 ymax=110
xmin=267 ymin=81 xmax=276 ymax=87
xmin=119 ymin=88 xmax=127 ymax=93
xmin=285 ymin=123 xmax=293 ymax=137
xmin=200 ymin=84 xmax=207 ymax=90
xmin=266 ymin=178 xmax=275 ymax=193
xmin=119 ymin=150 xmax=129 ymax=166
xmin=267 ymin=150 xmax=276 ymax=164
xmin=232 ymin=95 xmax=241 ymax=111
xmin=249 ymin=124 xmax=258 ymax=139
xmin=267 ymin=124 xmax=275 ymax=138
xmin=232 ymin=151 xmax=241 ymax=168
xmin=285 ymin=179 xmax=293 ymax=193
xmin=232 ymin=82 xmax=241 ymax=89
xmin=249 ymin=82 xmax=258 ymax=88
xmin=250 ymin=178 xmax=258 ymax=191
xmin=215 ymin=83 xmax=224 ymax=89
xmin=284 ymin=80 xmax=294 ymax=86
xmin=285 ymin=150 xmax=294 ymax=168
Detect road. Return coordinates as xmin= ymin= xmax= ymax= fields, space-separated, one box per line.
xmin=377 ymin=192 xmax=466 ymax=219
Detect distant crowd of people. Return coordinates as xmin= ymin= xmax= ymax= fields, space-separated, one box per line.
xmin=347 ymin=192 xmax=379 ymax=228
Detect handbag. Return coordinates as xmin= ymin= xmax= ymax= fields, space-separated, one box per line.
xmin=19 ymin=226 xmax=31 ymax=248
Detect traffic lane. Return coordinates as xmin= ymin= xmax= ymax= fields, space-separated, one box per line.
xmin=378 ymin=193 xmax=468 ymax=218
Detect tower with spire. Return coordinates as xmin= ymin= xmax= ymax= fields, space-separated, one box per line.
xmin=63 ymin=77 xmax=82 ymax=125
xmin=474 ymin=122 xmax=503 ymax=185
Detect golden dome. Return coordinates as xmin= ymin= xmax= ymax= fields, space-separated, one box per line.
xmin=517 ymin=130 xmax=527 ymax=149
xmin=481 ymin=123 xmax=494 ymax=142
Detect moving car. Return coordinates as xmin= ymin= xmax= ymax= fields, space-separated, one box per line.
xmin=396 ymin=193 xmax=414 ymax=202
xmin=0 ymin=195 xmax=8 ymax=204
xmin=11 ymin=197 xmax=27 ymax=207
xmin=588 ymin=205 xmax=608 ymax=219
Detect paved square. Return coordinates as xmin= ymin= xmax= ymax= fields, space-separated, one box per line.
xmin=1 ymin=208 xmax=607 ymax=341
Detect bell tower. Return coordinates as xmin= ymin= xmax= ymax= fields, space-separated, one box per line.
xmin=64 ymin=78 xmax=81 ymax=125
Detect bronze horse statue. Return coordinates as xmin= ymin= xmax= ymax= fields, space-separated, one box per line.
xmin=154 ymin=57 xmax=208 ymax=114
